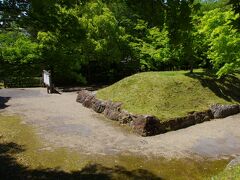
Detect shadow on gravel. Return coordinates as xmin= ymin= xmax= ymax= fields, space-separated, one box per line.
xmin=185 ymin=72 xmax=240 ymax=103
xmin=0 ymin=141 xmax=162 ymax=180
xmin=0 ymin=97 xmax=10 ymax=109
xmin=58 ymin=85 xmax=109 ymax=93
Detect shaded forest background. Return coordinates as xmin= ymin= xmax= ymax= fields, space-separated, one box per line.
xmin=0 ymin=0 xmax=239 ymax=85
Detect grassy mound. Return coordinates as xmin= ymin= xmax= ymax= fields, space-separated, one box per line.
xmin=97 ymin=70 xmax=240 ymax=121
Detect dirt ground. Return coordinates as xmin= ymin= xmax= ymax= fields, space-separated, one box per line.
xmin=0 ymin=88 xmax=240 ymax=159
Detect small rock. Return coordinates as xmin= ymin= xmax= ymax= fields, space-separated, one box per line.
xmin=131 ymin=115 xmax=161 ymax=136
xmin=226 ymin=156 xmax=240 ymax=169
xmin=103 ymin=101 xmax=122 ymax=121
xmin=92 ymin=99 xmax=106 ymax=113
xmin=210 ymin=104 xmax=240 ymax=119
xmin=118 ymin=111 xmax=133 ymax=124
xmin=82 ymin=94 xmax=95 ymax=108
xmin=76 ymin=90 xmax=96 ymax=108
xmin=76 ymin=90 xmax=88 ymax=103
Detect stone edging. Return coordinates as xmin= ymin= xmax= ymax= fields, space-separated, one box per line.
xmin=76 ymin=90 xmax=240 ymax=137
xmin=226 ymin=156 xmax=240 ymax=170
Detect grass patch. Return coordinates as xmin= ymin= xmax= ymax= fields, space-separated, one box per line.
xmin=212 ymin=165 xmax=240 ymax=179
xmin=97 ymin=70 xmax=240 ymax=121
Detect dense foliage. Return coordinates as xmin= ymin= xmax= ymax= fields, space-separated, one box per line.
xmin=199 ymin=9 xmax=240 ymax=77
xmin=0 ymin=30 xmax=40 ymax=77
xmin=0 ymin=0 xmax=239 ymax=84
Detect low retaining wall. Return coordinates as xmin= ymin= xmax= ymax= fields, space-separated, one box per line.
xmin=76 ymin=90 xmax=240 ymax=137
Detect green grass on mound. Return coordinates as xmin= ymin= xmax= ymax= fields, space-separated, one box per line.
xmin=212 ymin=165 xmax=240 ymax=180
xmin=97 ymin=70 xmax=240 ymax=121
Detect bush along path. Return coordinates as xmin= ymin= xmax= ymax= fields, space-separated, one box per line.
xmin=76 ymin=90 xmax=240 ymax=136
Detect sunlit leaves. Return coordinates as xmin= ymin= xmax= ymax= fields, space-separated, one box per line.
xmin=0 ymin=31 xmax=39 ymax=64
xmin=80 ymin=1 xmax=127 ymax=63
xmin=130 ymin=23 xmax=170 ymax=71
xmin=199 ymin=9 xmax=240 ymax=77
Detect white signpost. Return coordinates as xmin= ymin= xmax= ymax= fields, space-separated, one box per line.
xmin=43 ymin=70 xmax=52 ymax=93
xmin=43 ymin=70 xmax=50 ymax=86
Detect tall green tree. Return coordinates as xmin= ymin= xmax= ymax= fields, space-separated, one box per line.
xmin=165 ymin=0 xmax=196 ymax=72
xmin=0 ymin=31 xmax=40 ymax=78
xmin=199 ymin=8 xmax=240 ymax=77
xmin=79 ymin=1 xmax=133 ymax=82
xmin=35 ymin=2 xmax=86 ymax=84
xmin=129 ymin=21 xmax=171 ymax=71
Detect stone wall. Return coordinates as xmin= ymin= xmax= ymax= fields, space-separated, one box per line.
xmin=76 ymin=90 xmax=240 ymax=136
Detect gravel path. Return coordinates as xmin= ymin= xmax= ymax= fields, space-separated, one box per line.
xmin=0 ymin=88 xmax=240 ymax=159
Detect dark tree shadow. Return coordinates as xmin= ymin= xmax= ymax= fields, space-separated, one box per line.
xmin=185 ymin=71 xmax=240 ymax=103
xmin=0 ymin=97 xmax=10 ymax=109
xmin=0 ymin=141 xmax=162 ymax=180
xmin=59 ymin=85 xmax=109 ymax=93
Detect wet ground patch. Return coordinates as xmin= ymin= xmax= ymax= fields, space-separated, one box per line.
xmin=0 ymin=114 xmax=231 ymax=179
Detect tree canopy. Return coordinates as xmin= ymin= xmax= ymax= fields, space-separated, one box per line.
xmin=0 ymin=0 xmax=239 ymax=84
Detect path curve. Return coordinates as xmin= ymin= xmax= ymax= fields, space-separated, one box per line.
xmin=0 ymin=88 xmax=240 ymax=159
